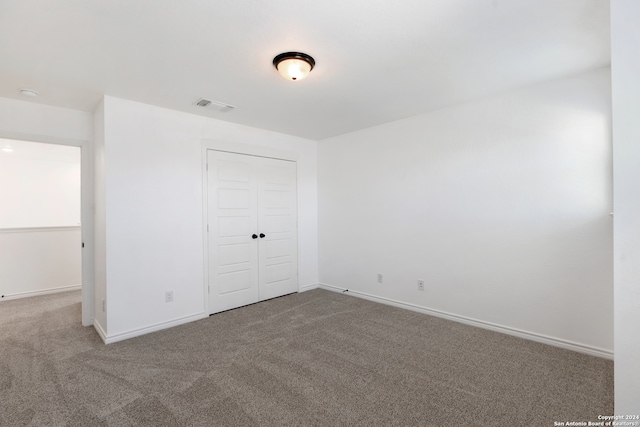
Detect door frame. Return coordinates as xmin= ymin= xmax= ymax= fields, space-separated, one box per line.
xmin=201 ymin=139 xmax=299 ymax=315
xmin=0 ymin=131 xmax=94 ymax=326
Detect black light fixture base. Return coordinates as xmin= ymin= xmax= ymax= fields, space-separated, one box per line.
xmin=273 ymin=52 xmax=315 ymax=70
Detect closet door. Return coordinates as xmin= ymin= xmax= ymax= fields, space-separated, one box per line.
xmin=207 ymin=150 xmax=259 ymax=313
xmin=257 ymin=158 xmax=298 ymax=301
xmin=207 ymin=150 xmax=298 ymax=314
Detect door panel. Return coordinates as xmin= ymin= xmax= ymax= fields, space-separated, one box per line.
xmin=257 ymin=159 xmax=298 ymax=301
xmin=218 ymin=242 xmax=251 ymax=266
xmin=217 ymin=216 xmax=251 ymax=237
xmin=263 ymin=189 xmax=289 ymax=208
xmin=218 ymin=188 xmax=251 ymax=209
xmin=207 ymin=151 xmax=259 ymax=313
xmin=216 ymin=160 xmax=252 ymax=182
xmin=265 ymin=262 xmax=292 ymax=284
xmin=218 ymin=270 xmax=252 ymax=294
xmin=265 ymin=238 xmax=290 ymax=259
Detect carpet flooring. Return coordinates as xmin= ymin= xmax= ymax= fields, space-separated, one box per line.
xmin=0 ymin=289 xmax=613 ymax=426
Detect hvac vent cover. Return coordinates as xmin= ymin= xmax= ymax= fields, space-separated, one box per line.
xmin=194 ymin=98 xmax=235 ymax=112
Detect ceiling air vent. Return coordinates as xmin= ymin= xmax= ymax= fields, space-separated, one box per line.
xmin=194 ymin=98 xmax=235 ymax=112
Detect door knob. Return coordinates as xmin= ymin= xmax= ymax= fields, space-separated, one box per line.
xmin=252 ymin=234 xmax=258 ymax=239
xmin=259 ymin=233 xmax=266 ymax=238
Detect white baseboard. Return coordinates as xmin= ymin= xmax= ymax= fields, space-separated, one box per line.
xmin=102 ymin=312 xmax=208 ymax=345
xmin=298 ymin=283 xmax=319 ymax=293
xmin=318 ymin=283 xmax=613 ymax=360
xmin=93 ymin=318 xmax=107 ymax=343
xmin=0 ymin=284 xmax=82 ymax=301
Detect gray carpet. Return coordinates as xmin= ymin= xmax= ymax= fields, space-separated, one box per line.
xmin=0 ymin=289 xmax=613 ymax=426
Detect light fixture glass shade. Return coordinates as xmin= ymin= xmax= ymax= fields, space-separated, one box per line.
xmin=277 ymin=58 xmax=312 ymax=81
xmin=273 ymin=52 xmax=315 ymax=81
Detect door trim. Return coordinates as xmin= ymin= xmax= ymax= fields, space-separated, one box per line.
xmin=202 ymin=139 xmax=298 ymax=162
xmin=202 ymin=139 xmax=300 ymax=315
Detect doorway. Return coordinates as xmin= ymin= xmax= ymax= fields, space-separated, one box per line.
xmin=0 ymin=138 xmax=81 ymax=301
xmin=0 ymin=136 xmax=93 ymax=326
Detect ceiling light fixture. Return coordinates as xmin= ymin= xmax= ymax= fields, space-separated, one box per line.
xmin=273 ymin=52 xmax=315 ymax=81
xmin=20 ymin=89 xmax=39 ymax=97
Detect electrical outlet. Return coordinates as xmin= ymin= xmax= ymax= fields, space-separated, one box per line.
xmin=165 ymin=291 xmax=174 ymax=302
xmin=417 ymin=280 xmax=425 ymax=291
xmin=377 ymin=273 xmax=383 ymax=284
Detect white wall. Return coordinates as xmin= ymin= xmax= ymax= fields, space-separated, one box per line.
xmin=0 ymin=97 xmax=92 ymax=142
xmin=0 ymin=139 xmax=80 ymax=228
xmin=96 ymin=96 xmax=318 ymax=342
xmin=0 ymin=228 xmax=81 ymax=299
xmin=611 ymin=0 xmax=640 ymax=414
xmin=318 ymin=68 xmax=613 ymax=356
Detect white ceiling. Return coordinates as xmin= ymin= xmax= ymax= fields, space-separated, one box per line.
xmin=0 ymin=0 xmax=609 ymax=140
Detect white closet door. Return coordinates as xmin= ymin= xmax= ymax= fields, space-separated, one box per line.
xmin=207 ymin=150 xmax=259 ymax=313
xmin=207 ymin=150 xmax=298 ymax=314
xmin=257 ymin=158 xmax=298 ymax=301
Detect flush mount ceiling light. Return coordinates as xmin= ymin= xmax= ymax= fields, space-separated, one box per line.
xmin=273 ymin=52 xmax=315 ymax=81
xmin=20 ymin=89 xmax=39 ymax=97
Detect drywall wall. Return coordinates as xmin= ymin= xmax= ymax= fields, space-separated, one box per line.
xmin=0 ymin=227 xmax=81 ymax=299
xmin=611 ymin=0 xmax=640 ymax=414
xmin=0 ymin=97 xmax=92 ymax=142
xmin=318 ymin=68 xmax=613 ymax=355
xmin=0 ymin=139 xmax=81 ymax=228
xmin=96 ymin=96 xmax=318 ymax=341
